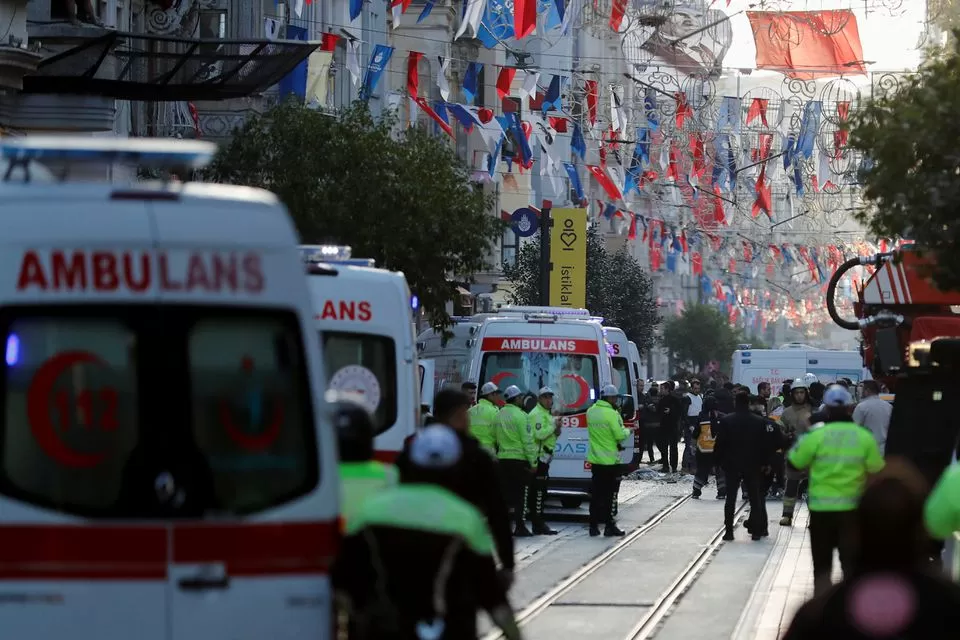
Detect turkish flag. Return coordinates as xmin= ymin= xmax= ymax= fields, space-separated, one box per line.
xmin=747 ymin=10 xmax=866 ymax=80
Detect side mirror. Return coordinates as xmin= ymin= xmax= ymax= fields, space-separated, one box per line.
xmin=620 ymin=395 xmax=636 ymax=419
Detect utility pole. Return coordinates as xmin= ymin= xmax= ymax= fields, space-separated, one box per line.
xmin=538 ymin=202 xmax=553 ymax=305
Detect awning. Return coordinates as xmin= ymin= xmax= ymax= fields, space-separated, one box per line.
xmin=22 ymin=31 xmax=319 ymax=101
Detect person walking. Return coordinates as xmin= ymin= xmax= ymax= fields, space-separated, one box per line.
xmin=852 ymin=380 xmax=893 ymax=454
xmin=640 ymin=381 xmax=661 ymax=465
xmin=714 ymin=391 xmax=771 ymax=541
xmin=586 ymin=384 xmax=631 ymax=537
xmin=691 ymin=396 xmax=726 ymax=500
xmin=333 ymin=425 xmax=524 ymax=640
xmin=682 ymin=378 xmax=704 ymax=474
xmin=395 ymin=389 xmax=516 ymax=589
xmin=757 ymin=382 xmax=772 ymax=417
xmin=469 ymin=382 xmax=502 ymax=456
xmin=335 ymin=396 xmax=399 ymax=531
xmin=657 ymin=380 xmax=683 ymax=474
xmin=780 ymin=378 xmax=815 ymax=527
xmin=783 ymin=460 xmax=960 ymax=639
xmin=496 ymin=385 xmax=537 ymax=537
xmin=786 ymin=385 xmax=885 ymax=596
xmin=526 ymin=387 xmax=561 ymax=536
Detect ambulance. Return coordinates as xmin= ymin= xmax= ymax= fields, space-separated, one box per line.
xmin=301 ymin=245 xmax=419 ymax=461
xmin=0 ymin=138 xmax=339 ymax=639
xmin=416 ymin=318 xmax=481 ymax=389
xmin=465 ymin=306 xmax=633 ymax=507
xmin=732 ymin=346 xmax=865 ymax=393
xmin=604 ymin=327 xmax=642 ymax=473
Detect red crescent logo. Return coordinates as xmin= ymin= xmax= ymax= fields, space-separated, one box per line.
xmin=26 ymin=351 xmax=108 ymax=469
xmin=219 ymin=400 xmax=284 ymax=453
xmin=561 ymin=374 xmax=590 ymax=409
xmin=490 ymin=372 xmax=517 ymax=387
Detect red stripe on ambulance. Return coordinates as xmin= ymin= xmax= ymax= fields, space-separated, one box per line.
xmin=0 ymin=520 xmax=337 ymax=580
xmin=480 ymin=337 xmax=600 ymax=355
xmin=16 ymin=250 xmax=264 ymax=294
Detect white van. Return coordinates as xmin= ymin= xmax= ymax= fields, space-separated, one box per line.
xmin=302 ymin=246 xmax=419 ymax=461
xmin=0 ymin=139 xmax=339 ymax=640
xmin=604 ymin=328 xmax=642 ymax=472
xmin=732 ymin=347 xmax=865 ymax=393
xmin=416 ymin=318 xmax=480 ymax=389
xmin=465 ymin=307 xmax=628 ymax=505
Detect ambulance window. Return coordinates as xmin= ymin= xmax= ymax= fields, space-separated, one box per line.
xmin=1 ymin=318 xmax=138 ymax=511
xmin=612 ymin=357 xmax=631 ymax=395
xmin=189 ymin=317 xmax=315 ymax=514
xmin=321 ymin=332 xmax=397 ymax=434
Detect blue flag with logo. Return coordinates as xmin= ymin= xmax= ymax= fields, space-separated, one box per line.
xmin=350 ymin=0 xmax=363 ymax=20
xmin=277 ymin=25 xmax=308 ymax=101
xmin=359 ymin=44 xmax=394 ymax=102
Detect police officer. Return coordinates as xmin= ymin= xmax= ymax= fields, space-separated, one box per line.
xmin=780 ymin=377 xmax=814 ymax=526
xmin=334 ymin=394 xmax=399 ymax=530
xmin=469 ymin=382 xmax=502 ymax=456
xmin=527 ymin=387 xmax=562 ymax=536
xmin=586 ymin=384 xmax=631 ymax=537
xmin=462 ymin=381 xmax=479 ymax=405
xmin=787 ymin=385 xmax=884 ymax=595
xmin=332 ymin=425 xmax=524 ymax=640
xmin=497 ymin=385 xmax=537 ymax=537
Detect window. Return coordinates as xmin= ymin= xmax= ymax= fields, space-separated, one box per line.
xmin=479 ymin=352 xmax=599 ymax=415
xmin=612 ymin=356 xmax=631 ymax=395
xmin=502 ymin=226 xmax=520 ymax=270
xmin=0 ymin=307 xmax=318 ymax=518
xmin=321 ymin=332 xmax=398 ymax=435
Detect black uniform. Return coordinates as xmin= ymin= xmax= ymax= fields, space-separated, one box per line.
xmin=657 ymin=393 xmax=683 ymax=472
xmin=714 ymin=407 xmax=773 ymax=537
xmin=638 ymin=391 xmax=659 ymax=463
xmin=396 ymin=432 xmax=515 ymax=572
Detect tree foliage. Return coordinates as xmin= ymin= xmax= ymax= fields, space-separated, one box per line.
xmin=848 ymin=33 xmax=960 ymax=292
xmin=206 ymin=100 xmax=503 ymax=328
xmin=662 ymin=304 xmax=742 ymax=371
xmin=502 ymin=226 xmax=660 ymax=353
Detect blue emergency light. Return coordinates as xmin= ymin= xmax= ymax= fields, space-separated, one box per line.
xmin=298 ymin=245 xmax=375 ymax=268
xmin=0 ymin=136 xmax=217 ymax=169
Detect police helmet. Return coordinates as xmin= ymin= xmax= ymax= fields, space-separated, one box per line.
xmin=503 ymin=385 xmax=523 ymax=400
xmin=480 ymin=381 xmax=499 ymax=397
xmin=803 ymin=373 xmax=819 ymax=386
xmin=601 ymin=384 xmax=620 ymax=398
xmin=823 ymin=384 xmax=854 ymax=407
xmin=791 ymin=377 xmax=808 ymax=392
xmin=409 ymin=424 xmax=463 ymax=469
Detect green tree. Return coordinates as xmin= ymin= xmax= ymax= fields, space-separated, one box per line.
xmin=662 ymin=304 xmax=742 ymax=371
xmin=206 ymin=101 xmax=503 ymax=328
xmin=848 ymin=33 xmax=960 ymax=292
xmin=502 ymin=226 xmax=660 ymax=353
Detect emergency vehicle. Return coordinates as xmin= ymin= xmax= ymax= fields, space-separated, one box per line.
xmin=465 ymin=306 xmax=628 ymax=507
xmin=628 ymin=341 xmax=647 ymax=389
xmin=603 ymin=327 xmax=642 ymax=473
xmin=416 ymin=318 xmax=480 ymax=389
xmin=0 ymin=138 xmax=339 ymax=639
xmin=731 ymin=346 xmax=864 ymax=393
xmin=301 ymin=245 xmax=419 ymax=461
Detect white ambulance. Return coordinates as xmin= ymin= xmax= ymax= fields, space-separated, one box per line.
xmin=627 ymin=341 xmax=647 ymax=390
xmin=301 ymin=246 xmax=419 ymax=461
xmin=465 ymin=306 xmax=632 ymax=507
xmin=732 ymin=346 xmax=865 ymax=393
xmin=416 ymin=318 xmax=481 ymax=390
xmin=604 ymin=327 xmax=642 ymax=472
xmin=0 ymin=138 xmax=339 ymax=639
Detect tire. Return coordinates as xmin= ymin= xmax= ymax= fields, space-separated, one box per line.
xmin=560 ymin=497 xmax=582 ymax=509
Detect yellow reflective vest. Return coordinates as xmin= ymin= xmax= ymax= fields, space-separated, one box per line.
xmin=528 ymin=403 xmax=558 ymax=464
xmin=497 ymin=403 xmax=537 ymax=465
xmin=468 ymin=397 xmax=499 ymax=455
xmin=586 ymin=400 xmax=630 ymax=466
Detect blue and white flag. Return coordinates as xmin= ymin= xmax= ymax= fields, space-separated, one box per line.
xmin=359 ymin=44 xmax=394 ymax=102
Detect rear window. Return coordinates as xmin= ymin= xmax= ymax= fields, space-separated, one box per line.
xmin=321 ymin=331 xmax=397 ymax=434
xmin=0 ymin=307 xmax=318 ymax=519
xmin=612 ymin=356 xmax=631 ymax=395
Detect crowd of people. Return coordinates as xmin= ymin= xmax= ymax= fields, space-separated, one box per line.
xmin=329 ymin=373 xmax=960 ymax=639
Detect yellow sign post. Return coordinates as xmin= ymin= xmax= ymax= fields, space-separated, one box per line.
xmin=549 ymin=208 xmax=587 ymax=309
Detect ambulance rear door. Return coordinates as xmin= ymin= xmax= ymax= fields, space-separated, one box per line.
xmin=151 ymin=190 xmax=338 ymax=640
xmin=419 ymin=359 xmax=435 ymax=413
xmin=0 ymin=191 xmax=169 ymax=640
xmin=306 ymin=263 xmax=417 ymax=460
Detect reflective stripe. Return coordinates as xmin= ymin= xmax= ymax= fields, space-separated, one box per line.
xmin=808 ymin=495 xmax=858 ymax=509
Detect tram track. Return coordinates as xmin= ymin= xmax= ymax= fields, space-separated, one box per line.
xmin=480 ymin=496 xmax=751 ymax=640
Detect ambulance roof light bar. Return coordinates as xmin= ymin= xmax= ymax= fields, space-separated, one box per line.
xmin=498 ymin=306 xmax=591 ymax=317
xmin=298 ymin=245 xmax=376 ymax=268
xmin=0 ymin=136 xmax=217 ymax=183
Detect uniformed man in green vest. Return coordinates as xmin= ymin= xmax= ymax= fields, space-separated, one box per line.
xmin=586 ymin=384 xmax=631 ymax=537
xmin=497 ymin=385 xmax=537 ymax=537
xmin=925 ymin=462 xmax=960 ymax=541
xmin=787 ymin=384 xmax=885 ymax=595
xmin=469 ymin=381 xmax=502 ymax=456
xmin=527 ymin=386 xmax=562 ymax=536
xmin=333 ymin=394 xmax=399 ymax=532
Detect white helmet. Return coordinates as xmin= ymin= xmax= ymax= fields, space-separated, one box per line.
xmin=823 ymin=384 xmax=854 ymax=407
xmin=503 ymin=385 xmax=523 ymax=400
xmin=791 ymin=377 xmax=808 ymax=392
xmin=803 ymin=373 xmax=819 ymax=386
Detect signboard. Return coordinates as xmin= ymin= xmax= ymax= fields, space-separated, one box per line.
xmin=510 ymin=208 xmax=539 ymax=238
xmin=549 ymin=208 xmax=587 ymax=309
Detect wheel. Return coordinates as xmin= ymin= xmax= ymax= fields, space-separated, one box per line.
xmin=560 ymin=497 xmax=583 ymax=509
